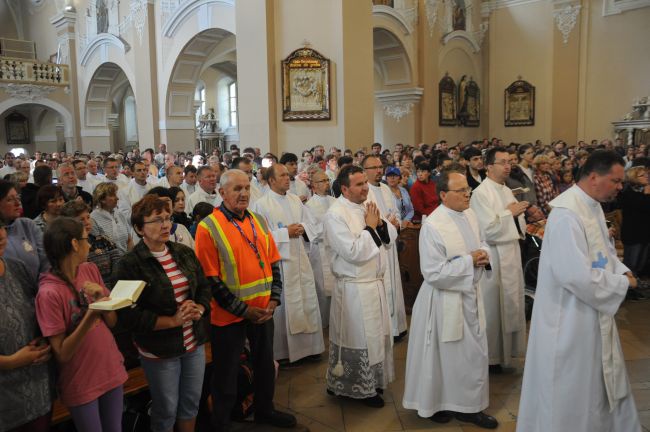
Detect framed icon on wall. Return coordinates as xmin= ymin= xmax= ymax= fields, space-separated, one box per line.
xmin=282 ymin=47 xmax=331 ymax=121
xmin=5 ymin=111 xmax=30 ymax=145
xmin=505 ymin=78 xmax=535 ymax=127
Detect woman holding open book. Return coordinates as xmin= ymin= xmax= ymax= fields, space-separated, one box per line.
xmin=113 ymin=195 xmax=212 ymax=432
xmin=35 ymin=217 xmax=127 ymax=432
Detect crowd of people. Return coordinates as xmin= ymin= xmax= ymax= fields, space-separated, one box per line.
xmin=0 ymin=136 xmax=648 ymax=432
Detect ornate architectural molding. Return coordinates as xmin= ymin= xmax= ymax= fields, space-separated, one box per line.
xmin=424 ymin=0 xmax=439 ymax=37
xmin=0 ymin=83 xmax=58 ymax=101
xmin=117 ymin=0 xmax=149 ymax=44
xmin=372 ymin=5 xmax=413 ymax=35
xmin=481 ymin=0 xmax=542 ymax=14
xmin=80 ymin=33 xmax=131 ymax=66
xmin=441 ymin=30 xmax=482 ymax=53
xmin=553 ymin=3 xmax=581 ymax=44
xmin=475 ymin=21 xmax=489 ymax=47
xmin=603 ymin=0 xmax=650 ymax=16
xmin=383 ymin=102 xmax=414 ymax=121
xmin=162 ymin=0 xmax=235 ymax=38
xmin=375 ymin=87 xmax=424 ymax=122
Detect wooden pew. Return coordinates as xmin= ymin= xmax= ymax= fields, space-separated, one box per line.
xmin=51 ymin=342 xmax=213 ymax=425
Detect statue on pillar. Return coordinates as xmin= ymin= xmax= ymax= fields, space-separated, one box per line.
xmin=97 ymin=0 xmax=109 ymax=34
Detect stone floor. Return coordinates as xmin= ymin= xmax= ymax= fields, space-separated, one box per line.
xmin=231 ymin=299 xmax=650 ymax=432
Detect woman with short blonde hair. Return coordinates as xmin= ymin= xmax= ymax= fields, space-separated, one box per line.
xmin=90 ymin=182 xmax=132 ymax=253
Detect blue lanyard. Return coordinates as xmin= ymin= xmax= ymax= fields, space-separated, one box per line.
xmin=230 ymin=214 xmax=265 ymax=269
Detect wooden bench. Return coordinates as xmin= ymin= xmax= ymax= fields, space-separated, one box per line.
xmin=52 ymin=343 xmax=213 ymax=425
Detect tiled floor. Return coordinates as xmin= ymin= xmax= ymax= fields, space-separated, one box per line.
xmin=232 ymin=300 xmax=650 ymax=432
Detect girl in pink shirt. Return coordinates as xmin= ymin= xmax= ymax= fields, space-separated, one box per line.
xmin=36 ymin=217 xmax=127 ymax=432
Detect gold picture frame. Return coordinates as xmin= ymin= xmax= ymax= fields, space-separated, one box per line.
xmin=505 ymin=79 xmax=535 ymax=127
xmin=282 ymin=47 xmax=331 ymax=121
xmin=439 ymin=73 xmax=457 ymax=126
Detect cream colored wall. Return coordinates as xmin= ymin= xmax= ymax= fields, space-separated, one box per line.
xmin=23 ymin=0 xmax=59 ymax=61
xmin=272 ymin=0 xmax=374 ymax=156
xmin=273 ymin=0 xmax=343 ymax=155
xmin=487 ymin=0 xmax=554 ymax=144
xmin=578 ymin=0 xmax=650 ymax=141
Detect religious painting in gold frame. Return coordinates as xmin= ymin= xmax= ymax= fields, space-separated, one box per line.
xmin=457 ymin=75 xmax=480 ymax=127
xmin=282 ymin=47 xmax=331 ymax=121
xmin=5 ymin=111 xmax=30 ymax=145
xmin=505 ymin=79 xmax=535 ymax=127
xmin=439 ymin=73 xmax=457 ymax=126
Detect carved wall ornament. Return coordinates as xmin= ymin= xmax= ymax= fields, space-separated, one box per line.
xmin=475 ymin=21 xmax=489 ymax=47
xmin=554 ymin=4 xmax=581 ymax=44
xmin=384 ymin=102 xmax=414 ymax=122
xmin=424 ymin=0 xmax=439 ymax=36
xmin=0 ymin=83 xmax=58 ymax=101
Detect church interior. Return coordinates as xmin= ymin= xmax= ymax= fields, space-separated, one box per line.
xmin=1 ymin=0 xmax=650 ymax=431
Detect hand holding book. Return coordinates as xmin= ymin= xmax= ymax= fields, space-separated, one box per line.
xmin=89 ymin=280 xmax=146 ymax=311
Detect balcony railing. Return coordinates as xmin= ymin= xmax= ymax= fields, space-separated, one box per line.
xmin=0 ymin=57 xmax=69 ymax=86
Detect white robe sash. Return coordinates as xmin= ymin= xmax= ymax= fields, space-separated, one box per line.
xmin=427 ymin=207 xmax=486 ymax=342
xmin=550 ymin=186 xmax=628 ymax=412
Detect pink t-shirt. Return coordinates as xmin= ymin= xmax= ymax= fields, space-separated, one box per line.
xmin=36 ymin=262 xmax=128 ymax=407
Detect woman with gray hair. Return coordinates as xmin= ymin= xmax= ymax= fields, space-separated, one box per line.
xmin=90 ymin=182 xmax=133 ymax=254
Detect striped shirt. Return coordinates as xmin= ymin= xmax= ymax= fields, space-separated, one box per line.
xmin=138 ymin=247 xmax=196 ymax=358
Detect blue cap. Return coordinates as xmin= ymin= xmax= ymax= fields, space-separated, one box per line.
xmin=385 ymin=166 xmax=401 ymax=177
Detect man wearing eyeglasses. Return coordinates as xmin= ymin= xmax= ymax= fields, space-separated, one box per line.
xmin=305 ymin=171 xmax=336 ymax=328
xmin=362 ymin=155 xmax=408 ymax=342
xmin=404 ymin=169 xmax=497 ymax=429
xmin=470 ymin=147 xmax=528 ymax=372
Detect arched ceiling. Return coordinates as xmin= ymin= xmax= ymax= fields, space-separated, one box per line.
xmin=373 ymin=28 xmax=412 ymax=87
xmin=167 ymin=28 xmax=236 ymax=118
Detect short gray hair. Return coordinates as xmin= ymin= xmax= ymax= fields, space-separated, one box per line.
xmin=220 ymin=169 xmax=248 ymax=190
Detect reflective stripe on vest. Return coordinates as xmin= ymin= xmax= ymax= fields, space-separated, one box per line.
xmin=200 ymin=211 xmax=272 ymax=301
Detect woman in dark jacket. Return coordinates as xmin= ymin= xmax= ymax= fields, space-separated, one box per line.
xmin=619 ymin=166 xmax=650 ymax=287
xmin=113 ymin=195 xmax=211 ymax=432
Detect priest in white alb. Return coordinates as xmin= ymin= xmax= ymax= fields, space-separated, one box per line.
xmin=251 ymin=164 xmax=324 ymax=363
xmin=403 ymin=170 xmax=498 ymax=429
xmin=362 ymin=155 xmax=408 ymax=340
xmin=517 ymin=150 xmax=641 ymax=432
xmin=305 ymin=170 xmax=336 ymax=328
xmin=324 ymin=165 xmax=394 ymax=408
xmin=470 ymin=147 xmax=527 ymax=369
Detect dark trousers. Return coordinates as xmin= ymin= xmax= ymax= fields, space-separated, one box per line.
xmin=624 ymin=243 xmax=650 ymax=277
xmin=210 ymin=320 xmax=275 ymax=431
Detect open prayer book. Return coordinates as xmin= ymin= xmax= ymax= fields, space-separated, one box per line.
xmin=89 ymin=280 xmax=146 ymax=311
xmin=510 ymin=187 xmax=530 ymax=195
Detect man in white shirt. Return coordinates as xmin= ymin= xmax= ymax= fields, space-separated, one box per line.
xmin=181 ymin=165 xmax=198 ymax=197
xmin=323 ymin=165 xmax=394 ymax=408
xmin=86 ymin=158 xmax=105 ymax=185
xmin=231 ymin=157 xmax=263 ymax=204
xmin=251 ymin=164 xmax=324 ymax=364
xmin=0 ymin=152 xmax=17 ymax=178
xmin=101 ymin=158 xmax=129 ymax=189
xmin=470 ymin=147 xmax=527 ymax=370
xmin=403 ymin=169 xmax=497 ymax=429
xmin=117 ymin=161 xmax=153 ymax=218
xmin=72 ymin=159 xmax=97 ymax=194
xmin=157 ymin=165 xmax=183 ymax=189
xmin=362 ymin=155 xmax=408 ymax=340
xmin=517 ymin=151 xmax=641 ymax=432
xmin=186 ymin=166 xmax=222 ymax=215
xmin=305 ymin=170 xmax=336 ymax=327
xmin=280 ymin=153 xmax=310 ymax=202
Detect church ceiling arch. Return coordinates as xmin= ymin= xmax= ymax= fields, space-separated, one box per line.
xmin=165 ymin=28 xmax=236 ymax=120
xmin=0 ymin=99 xmax=73 ymax=138
xmin=83 ymin=62 xmax=134 ymax=129
xmin=373 ymin=28 xmax=413 ymax=87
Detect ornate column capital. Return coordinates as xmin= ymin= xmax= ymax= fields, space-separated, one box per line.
xmin=553 ymin=2 xmax=581 ymax=44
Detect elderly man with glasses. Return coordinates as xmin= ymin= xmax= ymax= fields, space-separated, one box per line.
xmin=404 ymin=168 xmax=498 ymax=429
